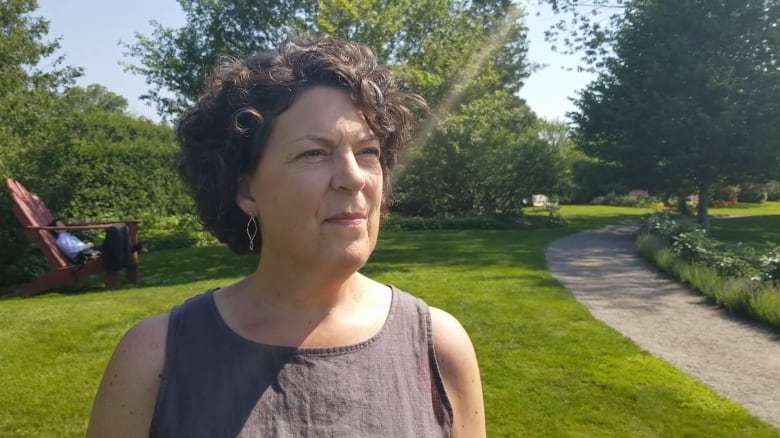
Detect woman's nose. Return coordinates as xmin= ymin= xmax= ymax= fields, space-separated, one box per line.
xmin=331 ymin=151 xmax=366 ymax=192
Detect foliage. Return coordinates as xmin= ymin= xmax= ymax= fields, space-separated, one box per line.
xmin=765 ymin=181 xmax=780 ymax=202
xmin=380 ymin=212 xmax=566 ymax=232
xmin=637 ymin=233 xmax=780 ymax=329
xmin=59 ymin=109 xmax=174 ymax=147
xmin=122 ymin=1 xmax=564 ymax=220
xmin=0 ymin=0 xmax=81 ymax=288
xmin=393 ymin=92 xmax=571 ymax=217
xmin=738 ymin=183 xmax=768 ymax=204
xmin=42 ymin=140 xmax=189 ymax=220
xmin=535 ymin=0 xmax=627 ymax=69
xmin=570 ymin=0 xmax=780 ymax=230
xmin=2 ymin=230 xmax=778 ymax=436
xmin=640 ymin=212 xmax=780 ymax=282
xmin=708 ymin=184 xmax=740 ymax=207
xmin=124 ymin=0 xmax=528 ymax=119
xmin=0 ymin=0 xmax=187 ymax=288
xmin=62 ymin=84 xmax=128 ymax=114
xmin=1 ymin=43 xmax=184 ymax=290
xmin=569 ymin=157 xmax=625 ymax=204
xmin=135 ymin=213 xmax=218 ymax=251
xmin=1 ymin=132 xmax=192 ymax=290
xmin=590 ymin=193 xmax=659 ymax=208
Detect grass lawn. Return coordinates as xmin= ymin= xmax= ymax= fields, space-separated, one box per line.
xmin=708 ymin=202 xmax=780 ymax=246
xmin=553 ymin=204 xmax=653 ymax=230
xmin=710 ymin=201 xmax=780 ymax=217
xmin=709 ymin=215 xmax=780 ymax=246
xmin=1 ymin=207 xmax=778 ymax=436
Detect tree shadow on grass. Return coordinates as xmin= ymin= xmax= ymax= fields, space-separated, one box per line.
xmin=52 ymin=226 xmax=583 ymax=295
xmin=362 ymin=229 xmax=562 ymax=279
xmin=50 ymin=245 xmax=256 ymax=295
xmin=709 ymin=214 xmax=780 ymax=246
xmin=563 ymin=214 xmax=645 ymax=232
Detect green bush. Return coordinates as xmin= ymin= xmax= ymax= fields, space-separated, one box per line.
xmin=708 ymin=184 xmax=739 ymax=205
xmin=381 ymin=214 xmax=566 ymax=232
xmin=590 ymin=193 xmax=659 ymax=208
xmin=0 ymin=140 xmax=192 ymax=288
xmin=136 ymin=213 xmax=218 ymax=250
xmin=44 ymin=140 xmax=191 ymax=220
xmin=764 ymin=180 xmax=780 ymax=201
xmin=637 ymin=229 xmax=780 ymax=329
xmin=737 ymin=183 xmax=768 ymax=204
xmin=641 ymin=212 xmax=778 ymax=281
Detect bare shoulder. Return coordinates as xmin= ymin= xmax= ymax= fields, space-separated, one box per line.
xmin=429 ymin=307 xmax=486 ymax=438
xmin=86 ymin=313 xmax=170 ymax=438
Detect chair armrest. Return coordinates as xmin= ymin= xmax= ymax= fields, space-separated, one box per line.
xmin=68 ymin=219 xmax=143 ymax=226
xmin=29 ymin=219 xmax=143 ymax=231
xmin=30 ymin=224 xmax=117 ymax=232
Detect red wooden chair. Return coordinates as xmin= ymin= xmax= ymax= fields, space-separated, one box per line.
xmin=5 ymin=178 xmax=142 ymax=297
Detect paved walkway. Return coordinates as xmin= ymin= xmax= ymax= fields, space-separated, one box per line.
xmin=546 ymin=224 xmax=780 ymax=427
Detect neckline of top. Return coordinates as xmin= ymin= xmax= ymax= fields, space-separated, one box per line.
xmin=205 ymin=284 xmax=399 ymax=356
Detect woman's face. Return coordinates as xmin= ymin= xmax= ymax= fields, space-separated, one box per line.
xmin=237 ymin=86 xmax=383 ymax=271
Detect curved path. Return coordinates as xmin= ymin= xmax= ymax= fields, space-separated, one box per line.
xmin=546 ymin=224 xmax=780 ymax=427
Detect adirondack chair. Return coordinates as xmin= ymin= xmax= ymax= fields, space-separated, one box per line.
xmin=5 ymin=178 xmax=142 ymax=297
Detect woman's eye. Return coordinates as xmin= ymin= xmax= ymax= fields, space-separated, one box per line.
xmin=359 ymin=147 xmax=381 ymax=158
xmin=299 ymin=149 xmax=327 ymax=159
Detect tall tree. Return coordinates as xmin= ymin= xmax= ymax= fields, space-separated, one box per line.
xmin=123 ymin=0 xmax=315 ymax=118
xmin=125 ymin=0 xmax=551 ymax=217
xmin=571 ymin=0 xmax=780 ymax=228
xmin=124 ymin=0 xmax=528 ymax=119
xmin=0 ymin=0 xmax=81 ymax=287
xmin=0 ymin=0 xmax=80 ymax=163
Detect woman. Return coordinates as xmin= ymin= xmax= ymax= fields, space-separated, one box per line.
xmin=86 ymin=36 xmax=484 ymax=437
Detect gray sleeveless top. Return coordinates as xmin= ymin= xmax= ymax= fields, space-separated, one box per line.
xmin=149 ymin=286 xmax=453 ymax=437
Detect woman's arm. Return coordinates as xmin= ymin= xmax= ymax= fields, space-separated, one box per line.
xmin=86 ymin=314 xmax=168 ymax=438
xmin=430 ymin=307 xmax=486 ymax=438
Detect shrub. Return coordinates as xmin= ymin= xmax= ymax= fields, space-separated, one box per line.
xmin=637 ymin=231 xmax=780 ymax=329
xmin=380 ymin=214 xmax=566 ymax=232
xmin=738 ymin=183 xmax=768 ymax=204
xmin=764 ymin=180 xmax=780 ymax=201
xmin=708 ymin=184 xmax=739 ymax=205
xmin=641 ymin=212 xmax=778 ymax=281
xmin=757 ymin=245 xmax=780 ymax=281
xmin=590 ymin=193 xmax=659 ymax=208
xmin=2 ymin=136 xmax=191 ymax=290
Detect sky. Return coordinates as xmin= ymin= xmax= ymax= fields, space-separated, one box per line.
xmin=36 ymin=0 xmax=594 ymax=123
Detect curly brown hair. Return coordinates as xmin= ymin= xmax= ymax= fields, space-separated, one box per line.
xmin=176 ymin=36 xmax=427 ymax=254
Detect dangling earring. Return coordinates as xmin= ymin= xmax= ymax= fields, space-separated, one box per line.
xmin=246 ymin=215 xmax=258 ymax=251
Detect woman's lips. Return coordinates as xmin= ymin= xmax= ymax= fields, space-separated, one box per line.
xmin=326 ymin=213 xmax=366 ymax=226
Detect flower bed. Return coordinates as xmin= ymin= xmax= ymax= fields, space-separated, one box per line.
xmin=637 ymin=212 xmax=780 ymax=328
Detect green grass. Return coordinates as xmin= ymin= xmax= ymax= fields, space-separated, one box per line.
xmin=709 ymin=215 xmax=780 ymax=246
xmin=707 ymin=202 xmax=780 ymax=247
xmin=710 ymin=201 xmax=780 ymax=217
xmin=2 ymin=216 xmax=778 ymax=436
xmin=556 ymin=204 xmax=654 ymax=230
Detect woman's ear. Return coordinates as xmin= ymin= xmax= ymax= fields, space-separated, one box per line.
xmin=235 ymin=175 xmax=257 ymax=216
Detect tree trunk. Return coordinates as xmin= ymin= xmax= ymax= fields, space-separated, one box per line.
xmin=697 ymin=184 xmax=710 ymax=230
xmin=676 ymin=192 xmax=690 ymax=215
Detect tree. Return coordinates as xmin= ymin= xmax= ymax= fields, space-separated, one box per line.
xmin=571 ymin=1 xmax=780 ymax=228
xmin=534 ymin=0 xmax=626 ymax=70
xmin=0 ymin=0 xmax=82 ymax=288
xmin=62 ymin=84 xmax=128 ymax=114
xmin=0 ymin=0 xmax=80 ymax=164
xmin=123 ymin=0 xmax=315 ymax=118
xmin=124 ymin=0 xmax=529 ymax=119
xmin=124 ymin=1 xmax=556 ymax=219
